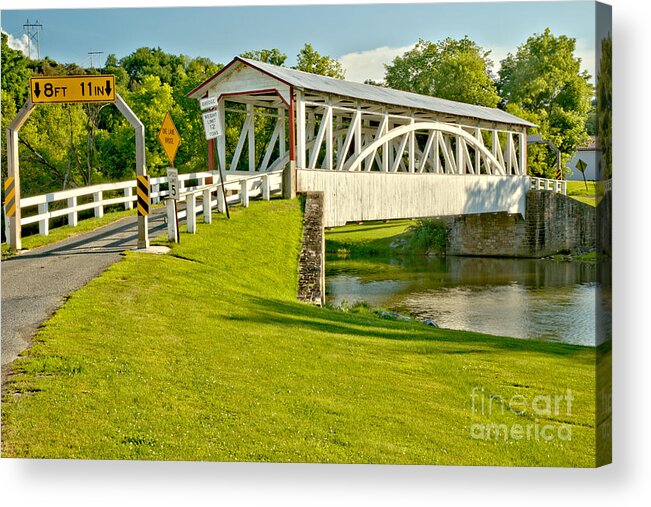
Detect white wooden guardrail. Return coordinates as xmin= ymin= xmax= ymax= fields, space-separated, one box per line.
xmin=166 ymin=170 xmax=283 ymax=241
xmin=3 ymin=170 xmax=283 ymax=242
xmin=530 ymin=177 xmax=567 ymax=195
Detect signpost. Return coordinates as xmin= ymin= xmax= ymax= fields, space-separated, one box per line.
xmin=201 ymin=110 xmax=221 ymax=140
xmin=199 ymin=96 xmax=219 ymax=111
xmin=159 ymin=114 xmax=182 ymax=242
xmin=30 ymin=75 xmax=116 ymax=104
xmin=199 ymin=97 xmax=230 ymax=219
xmin=167 ymin=167 xmax=180 ymax=201
xmin=576 ymin=158 xmax=589 ymax=191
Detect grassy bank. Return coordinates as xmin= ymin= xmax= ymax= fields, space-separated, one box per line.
xmin=2 ymin=200 xmax=598 ymax=466
xmin=566 ymin=180 xmax=604 ymax=207
xmin=326 ymin=219 xmax=416 ymax=256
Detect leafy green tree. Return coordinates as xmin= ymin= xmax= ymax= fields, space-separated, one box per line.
xmin=2 ymin=32 xmax=32 ymax=186
xmin=498 ymin=28 xmax=593 ymax=178
xmin=294 ymin=43 xmax=345 ymax=79
xmin=104 ymin=75 xmax=178 ymax=177
xmin=384 ymin=37 xmax=500 ymax=107
xmin=596 ymin=34 xmax=612 ymax=179
xmin=120 ymin=47 xmax=181 ymax=89
xmin=1 ymin=32 xmax=31 ymax=106
xmin=19 ymin=104 xmax=92 ymax=192
xmin=102 ymin=54 xmax=130 ymax=90
xmin=240 ymin=48 xmax=287 ymax=66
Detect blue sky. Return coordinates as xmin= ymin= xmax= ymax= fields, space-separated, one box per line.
xmin=1 ymin=1 xmax=598 ymax=83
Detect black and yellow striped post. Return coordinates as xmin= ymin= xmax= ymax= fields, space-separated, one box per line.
xmin=4 ymin=177 xmax=17 ymax=218
xmin=136 ymin=175 xmax=150 ymax=216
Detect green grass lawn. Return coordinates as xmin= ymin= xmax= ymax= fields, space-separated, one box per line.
xmin=326 ymin=219 xmax=416 ymax=256
xmin=565 ymin=180 xmax=605 ymax=207
xmin=2 ymin=208 xmax=139 ymax=258
xmin=2 ymin=200 xmax=600 ymax=466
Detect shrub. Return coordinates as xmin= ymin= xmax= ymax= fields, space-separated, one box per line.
xmin=408 ymin=218 xmax=448 ymax=254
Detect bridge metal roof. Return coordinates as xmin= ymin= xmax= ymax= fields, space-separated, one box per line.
xmin=188 ymin=57 xmax=537 ymax=129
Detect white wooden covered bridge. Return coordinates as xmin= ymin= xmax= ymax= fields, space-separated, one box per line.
xmin=187 ymin=56 xmax=539 ymax=227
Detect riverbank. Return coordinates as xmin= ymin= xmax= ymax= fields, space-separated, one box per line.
xmin=326 ymin=219 xmax=598 ymax=263
xmin=2 ymin=200 xmax=600 ymax=466
xmin=325 ymin=219 xmax=416 ymax=257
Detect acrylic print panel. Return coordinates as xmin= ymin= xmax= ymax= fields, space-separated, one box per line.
xmin=1 ymin=1 xmax=611 ymax=468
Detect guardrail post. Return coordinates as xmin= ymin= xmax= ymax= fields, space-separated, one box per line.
xmin=38 ymin=202 xmax=49 ymax=236
xmin=203 ymin=188 xmax=212 ymax=224
xmin=67 ymin=196 xmax=78 ymax=226
xmin=240 ymin=180 xmax=249 ymax=207
xmin=187 ymin=193 xmax=197 ymax=233
xmin=562 ymin=181 xmax=567 ymax=195
xmin=93 ymin=191 xmax=104 ymax=218
xmin=166 ymin=198 xmax=178 ymax=242
xmin=217 ymin=186 xmax=225 ymax=213
xmin=152 ymin=182 xmax=160 ymax=204
xmin=262 ymin=174 xmax=270 ymax=200
xmin=124 ymin=186 xmax=133 ymax=210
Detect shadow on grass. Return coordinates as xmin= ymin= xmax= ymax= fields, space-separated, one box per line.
xmin=237 ymin=293 xmax=592 ymax=358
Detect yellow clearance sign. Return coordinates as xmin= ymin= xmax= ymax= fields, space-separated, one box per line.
xmin=30 ymin=75 xmax=116 ymax=104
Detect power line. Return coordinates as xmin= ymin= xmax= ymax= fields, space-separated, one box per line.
xmin=88 ymin=50 xmax=104 ymax=70
xmin=23 ymin=18 xmax=43 ymax=60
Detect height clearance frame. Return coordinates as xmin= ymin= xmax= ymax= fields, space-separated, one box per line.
xmin=4 ymin=93 xmax=149 ymax=250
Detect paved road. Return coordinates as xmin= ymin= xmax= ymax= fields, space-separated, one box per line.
xmin=1 ymin=209 xmax=167 ymax=380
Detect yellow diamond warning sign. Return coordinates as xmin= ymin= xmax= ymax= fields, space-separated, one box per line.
xmin=157 ymin=112 xmax=181 ymax=166
xmin=30 ymin=75 xmax=116 ymax=104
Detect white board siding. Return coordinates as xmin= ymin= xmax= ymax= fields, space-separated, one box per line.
xmin=208 ymin=65 xmax=291 ymax=105
xmin=297 ymin=170 xmax=530 ymax=227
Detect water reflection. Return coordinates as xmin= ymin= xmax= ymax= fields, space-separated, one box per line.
xmin=326 ymin=256 xmax=600 ymax=346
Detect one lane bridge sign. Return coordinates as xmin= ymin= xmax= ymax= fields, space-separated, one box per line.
xmin=30 ymin=75 xmax=116 ymax=104
xmin=158 ymin=112 xmax=181 ymax=166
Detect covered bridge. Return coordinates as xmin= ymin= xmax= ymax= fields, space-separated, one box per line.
xmin=187 ymin=57 xmax=537 ymax=226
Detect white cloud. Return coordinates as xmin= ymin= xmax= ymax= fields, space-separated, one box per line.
xmin=1 ymin=28 xmax=31 ymax=58
xmin=338 ymin=44 xmax=416 ymax=84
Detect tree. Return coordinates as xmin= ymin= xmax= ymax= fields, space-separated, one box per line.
xmin=1 ymin=32 xmax=31 ymax=106
xmin=596 ymin=34 xmax=612 ymax=179
xmin=2 ymin=32 xmax=32 ymax=185
xmin=240 ymin=48 xmax=287 ymax=66
xmin=498 ymin=28 xmax=593 ymax=178
xmin=294 ymin=43 xmax=345 ymax=79
xmin=384 ymin=37 xmax=500 ymax=107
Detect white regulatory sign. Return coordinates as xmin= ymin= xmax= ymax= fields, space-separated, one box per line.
xmin=200 ymin=96 xmax=219 ymax=110
xmin=167 ymin=167 xmax=180 ymax=200
xmin=202 ymin=110 xmax=221 ymax=140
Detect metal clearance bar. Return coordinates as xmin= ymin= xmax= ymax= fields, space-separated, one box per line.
xmin=4 ymin=87 xmax=149 ymax=250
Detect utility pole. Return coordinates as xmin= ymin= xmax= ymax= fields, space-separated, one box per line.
xmin=88 ymin=50 xmax=104 ymax=70
xmin=23 ymin=19 xmax=43 ymax=60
